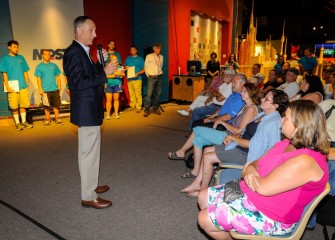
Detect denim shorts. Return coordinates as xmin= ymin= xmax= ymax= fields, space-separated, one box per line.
xmin=105 ymin=84 xmax=123 ymax=93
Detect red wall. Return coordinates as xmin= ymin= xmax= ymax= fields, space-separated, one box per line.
xmin=83 ymin=0 xmax=234 ymax=104
xmin=84 ymin=0 xmax=132 ymax=106
xmin=168 ymin=0 xmax=234 ymax=82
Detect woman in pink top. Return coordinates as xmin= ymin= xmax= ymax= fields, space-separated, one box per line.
xmin=197 ymin=100 xmax=329 ymax=239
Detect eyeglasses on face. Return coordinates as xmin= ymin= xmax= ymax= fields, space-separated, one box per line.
xmin=262 ymin=96 xmax=273 ymax=103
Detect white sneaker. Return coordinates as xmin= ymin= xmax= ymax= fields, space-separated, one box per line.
xmin=177 ymin=110 xmax=190 ymax=117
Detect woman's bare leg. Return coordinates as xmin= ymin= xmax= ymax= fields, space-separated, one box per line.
xmin=198 ymin=209 xmax=233 ymax=240
xmin=181 ymin=146 xmax=216 ymax=194
xmin=105 ymin=92 xmax=113 ymax=117
xmin=200 ymin=151 xmax=221 ymax=189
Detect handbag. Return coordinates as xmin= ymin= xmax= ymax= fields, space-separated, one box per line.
xmin=223 ymin=179 xmax=244 ymax=203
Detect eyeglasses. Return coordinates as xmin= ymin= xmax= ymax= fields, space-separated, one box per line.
xmin=262 ymin=97 xmax=273 ymax=103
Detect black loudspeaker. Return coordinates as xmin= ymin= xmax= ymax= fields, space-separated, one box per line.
xmin=172 ymin=75 xmax=205 ymax=102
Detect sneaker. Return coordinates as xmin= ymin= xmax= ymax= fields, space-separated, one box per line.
xmin=153 ymin=109 xmax=161 ymax=115
xmin=44 ymin=119 xmax=51 ymax=126
xmin=114 ymin=114 xmax=120 ymax=119
xmin=106 ymin=115 xmax=111 ymax=120
xmin=143 ymin=111 xmax=149 ymax=117
xmin=54 ymin=118 xmax=64 ymax=125
xmin=21 ymin=122 xmax=33 ymax=128
xmin=136 ymin=109 xmax=141 ymax=113
xmin=177 ymin=110 xmax=190 ymax=117
xmin=16 ymin=123 xmax=23 ymax=131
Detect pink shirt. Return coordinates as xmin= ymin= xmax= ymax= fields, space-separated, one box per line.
xmin=241 ymin=139 xmax=328 ymax=224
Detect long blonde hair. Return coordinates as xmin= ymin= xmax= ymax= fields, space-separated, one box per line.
xmin=289 ymin=100 xmax=329 ymax=155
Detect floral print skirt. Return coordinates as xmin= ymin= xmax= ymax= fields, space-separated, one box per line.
xmin=208 ymin=184 xmax=297 ymax=236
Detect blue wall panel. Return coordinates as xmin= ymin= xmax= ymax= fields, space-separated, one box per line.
xmin=132 ymin=0 xmax=169 ymax=102
xmin=0 ymin=0 xmax=13 ymax=117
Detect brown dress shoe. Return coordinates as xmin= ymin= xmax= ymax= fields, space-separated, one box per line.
xmin=82 ymin=197 xmax=112 ymax=209
xmin=95 ymin=185 xmax=110 ymax=194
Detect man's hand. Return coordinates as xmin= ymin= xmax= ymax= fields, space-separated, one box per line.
xmin=97 ymin=48 xmax=109 ymax=64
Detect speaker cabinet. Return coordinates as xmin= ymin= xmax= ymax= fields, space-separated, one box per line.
xmin=172 ymin=75 xmax=205 ymax=102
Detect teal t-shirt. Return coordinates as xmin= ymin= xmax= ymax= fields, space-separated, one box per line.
xmin=34 ymin=62 xmax=61 ymax=92
xmin=0 ymin=54 xmax=30 ymax=90
xmin=124 ymin=55 xmax=145 ymax=81
xmin=107 ymin=65 xmax=123 ymax=86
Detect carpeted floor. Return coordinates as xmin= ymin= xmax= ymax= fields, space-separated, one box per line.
xmin=0 ymin=102 xmax=333 ymax=240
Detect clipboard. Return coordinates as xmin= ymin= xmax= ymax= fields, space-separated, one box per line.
xmin=3 ymin=80 xmax=19 ymax=92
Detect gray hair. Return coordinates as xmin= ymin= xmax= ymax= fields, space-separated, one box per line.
xmin=73 ymin=16 xmax=94 ymax=34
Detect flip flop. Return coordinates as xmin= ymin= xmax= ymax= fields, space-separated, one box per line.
xmin=181 ymin=171 xmax=197 ymax=178
xmin=168 ymin=152 xmax=185 ymax=160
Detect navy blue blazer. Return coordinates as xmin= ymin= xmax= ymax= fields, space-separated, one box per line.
xmin=63 ymin=40 xmax=107 ymax=126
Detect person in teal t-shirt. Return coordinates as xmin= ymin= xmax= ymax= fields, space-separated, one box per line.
xmin=35 ymin=49 xmax=63 ymax=126
xmin=124 ymin=45 xmax=145 ymax=113
xmin=0 ymin=40 xmax=33 ymax=130
xmin=108 ymin=40 xmax=122 ymax=64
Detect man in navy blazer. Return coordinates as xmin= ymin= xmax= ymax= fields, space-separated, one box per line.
xmin=63 ymin=16 xmax=115 ymax=209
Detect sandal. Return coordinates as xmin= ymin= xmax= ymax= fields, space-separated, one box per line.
xmin=181 ymin=171 xmax=197 ymax=178
xmin=168 ymin=152 xmax=185 ymax=160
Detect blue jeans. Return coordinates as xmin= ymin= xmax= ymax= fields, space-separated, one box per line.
xmin=189 ymin=103 xmax=220 ymax=129
xmin=144 ymin=75 xmax=162 ymax=111
xmin=307 ymin=160 xmax=335 ymax=228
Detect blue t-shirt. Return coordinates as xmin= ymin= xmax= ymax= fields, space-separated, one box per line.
xmin=0 ymin=54 xmax=30 ymax=90
xmin=217 ymin=92 xmax=245 ymax=123
xmin=298 ymin=56 xmax=317 ymax=72
xmin=34 ymin=62 xmax=61 ymax=92
xmin=124 ymin=55 xmax=145 ymax=81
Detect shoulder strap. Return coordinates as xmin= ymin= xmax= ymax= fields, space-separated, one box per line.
xmin=325 ymin=105 xmax=335 ymax=119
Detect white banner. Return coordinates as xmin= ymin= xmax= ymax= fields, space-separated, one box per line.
xmin=9 ymin=0 xmax=84 ymax=105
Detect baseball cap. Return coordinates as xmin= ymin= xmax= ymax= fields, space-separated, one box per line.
xmin=224 ymin=68 xmax=236 ymax=75
xmin=287 ymin=68 xmax=299 ymax=76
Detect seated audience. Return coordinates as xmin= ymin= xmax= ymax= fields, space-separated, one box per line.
xmin=248 ymin=63 xmax=265 ymax=87
xmin=290 ymin=74 xmax=324 ymax=104
xmin=198 ymin=100 xmax=329 ymax=239
xmin=307 ymin=96 xmax=335 ymax=229
xmin=188 ymin=74 xmax=246 ymax=130
xmin=169 ymin=83 xmax=260 ymax=178
xmin=177 ymin=69 xmax=235 ymax=117
xmin=224 ymin=53 xmax=239 ymax=71
xmin=274 ymin=55 xmax=284 ymax=73
xmin=277 ymin=68 xmax=300 ymax=98
xmin=261 ymin=69 xmax=282 ymax=94
xmin=277 ymin=61 xmax=290 ymax=83
xmin=181 ymin=89 xmax=289 ymax=197
xmin=324 ymin=71 xmax=335 ymax=100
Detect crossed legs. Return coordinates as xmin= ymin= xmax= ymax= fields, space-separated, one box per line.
xmin=181 ymin=146 xmax=220 ymax=196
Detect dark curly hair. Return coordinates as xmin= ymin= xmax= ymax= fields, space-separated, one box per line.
xmin=266 ymin=89 xmax=289 ymax=115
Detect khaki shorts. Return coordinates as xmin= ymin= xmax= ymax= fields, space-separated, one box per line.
xmin=8 ymin=88 xmax=30 ymax=109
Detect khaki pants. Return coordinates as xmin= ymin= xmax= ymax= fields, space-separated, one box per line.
xmin=128 ymin=80 xmax=142 ymax=110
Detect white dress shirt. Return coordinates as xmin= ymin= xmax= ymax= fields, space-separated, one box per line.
xmin=145 ymin=53 xmax=163 ymax=76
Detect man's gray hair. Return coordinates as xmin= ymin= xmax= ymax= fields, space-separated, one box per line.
xmin=73 ymin=16 xmax=94 ymax=34
xmin=235 ymin=73 xmax=248 ymax=83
